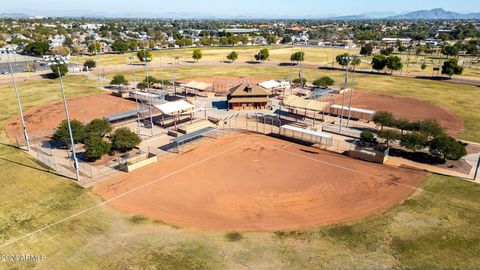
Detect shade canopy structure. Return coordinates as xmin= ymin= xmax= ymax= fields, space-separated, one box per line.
xmin=104 ymin=108 xmax=148 ymax=123
xmin=258 ymin=80 xmax=291 ymax=90
xmin=183 ymin=81 xmax=213 ymax=91
xmin=154 ymin=100 xmax=194 ymax=115
xmin=282 ymin=95 xmax=330 ymax=112
xmin=329 ymin=105 xmax=375 ymax=115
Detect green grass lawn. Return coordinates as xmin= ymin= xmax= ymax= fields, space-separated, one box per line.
xmin=0 ymin=67 xmax=479 ymax=269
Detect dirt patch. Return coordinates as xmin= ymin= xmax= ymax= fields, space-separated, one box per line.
xmin=5 ymin=93 xmax=137 ymax=140
xmin=335 ymin=91 xmax=464 ymax=135
xmin=94 ymin=132 xmax=425 ymax=231
xmin=180 ymin=77 xmax=267 ymax=95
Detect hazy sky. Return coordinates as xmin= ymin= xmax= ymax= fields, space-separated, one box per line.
xmin=3 ymin=0 xmax=480 ymax=16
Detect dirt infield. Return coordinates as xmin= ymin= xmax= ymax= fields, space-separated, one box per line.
xmin=5 ymin=93 xmax=137 ymax=140
xmin=335 ymin=91 xmax=464 ymax=135
xmin=180 ymin=76 xmax=267 ymax=94
xmin=94 ymin=132 xmax=424 ymax=231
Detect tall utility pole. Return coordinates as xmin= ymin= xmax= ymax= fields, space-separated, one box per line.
xmin=1 ymin=48 xmax=30 ymax=151
xmin=92 ymin=36 xmax=103 ymax=88
xmin=339 ymin=45 xmax=352 ymax=133
xmin=347 ymin=57 xmax=357 ymax=128
xmin=129 ymin=56 xmax=141 ymax=134
xmin=48 ymin=56 xmax=80 ymax=181
xmin=143 ymin=57 xmax=154 ymax=137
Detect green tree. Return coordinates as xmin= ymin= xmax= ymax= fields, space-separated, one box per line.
xmin=85 ymin=118 xmax=112 ymax=138
xmin=335 ymin=53 xmax=349 ymax=67
xmin=429 ymin=135 xmax=467 ymax=161
xmin=254 ymin=48 xmax=269 ymax=62
xmin=360 ymin=43 xmax=373 ymax=56
xmin=84 ymin=136 xmax=111 ymax=160
xmin=137 ymin=49 xmax=152 ymax=62
xmin=23 ymin=41 xmax=49 ymax=56
xmin=290 ymin=51 xmax=305 ymax=63
xmin=377 ymin=130 xmax=401 ymax=146
xmin=266 ymin=35 xmax=277 ymax=45
xmin=53 ymin=119 xmax=86 ymax=146
xmin=360 ymin=131 xmax=377 ymax=144
xmin=394 ymin=118 xmax=413 ymax=135
xmin=282 ymin=36 xmax=292 ymax=44
xmin=83 ymin=59 xmax=96 ymax=69
xmin=111 ymin=41 xmax=129 ymax=53
xmin=414 ymin=119 xmax=445 ymax=138
xmin=227 ymin=51 xmax=238 ymax=62
xmin=380 ymin=47 xmax=394 ymax=56
xmin=110 ymin=74 xmax=128 ymax=86
xmin=88 ymin=42 xmax=101 ymax=53
xmin=441 ymin=45 xmax=459 ymax=57
xmin=137 ymin=82 xmax=148 ymax=90
xmin=372 ymin=111 xmax=395 ymax=131
xmin=292 ymin=78 xmax=307 ymax=86
xmin=192 ymin=49 xmax=202 ymax=62
xmin=371 ymin=54 xmax=387 ymax=73
xmin=50 ymin=64 xmax=68 ymax=77
xmin=421 ymin=62 xmax=427 ymax=70
xmin=111 ymin=127 xmax=141 ymax=152
xmin=442 ymin=59 xmax=464 ymax=78
xmin=386 ymin=55 xmax=403 ymax=74
xmin=313 ymin=76 xmax=335 ymax=88
xmin=400 ymin=132 xmax=428 ymax=152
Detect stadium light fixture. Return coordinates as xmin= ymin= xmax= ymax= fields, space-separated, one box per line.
xmin=46 ymin=55 xmax=80 ymax=181
xmin=0 ymin=48 xmax=30 ymax=151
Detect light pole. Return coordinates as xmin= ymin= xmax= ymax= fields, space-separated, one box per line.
xmin=346 ymin=54 xmax=361 ymax=127
xmin=338 ymin=54 xmax=350 ymax=133
xmin=91 ymin=35 xmax=103 ymax=88
xmin=143 ymin=56 xmax=154 ymax=137
xmin=1 ymin=48 xmax=30 ymax=151
xmin=47 ymin=56 xmax=80 ymax=181
xmin=129 ymin=56 xmax=141 ymax=134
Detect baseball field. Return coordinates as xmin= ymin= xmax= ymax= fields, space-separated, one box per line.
xmin=1 ymin=46 xmax=480 ymax=269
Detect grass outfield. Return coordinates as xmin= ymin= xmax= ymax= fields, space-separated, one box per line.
xmin=0 ymin=73 xmax=479 ymax=269
xmin=1 ymin=148 xmax=479 ymax=269
xmin=102 ymin=65 xmax=480 ymax=142
xmin=71 ymin=46 xmax=480 ymax=78
xmin=72 ymin=46 xmax=357 ymax=66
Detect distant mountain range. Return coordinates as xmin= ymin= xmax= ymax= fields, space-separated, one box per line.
xmin=0 ymin=8 xmax=479 ymax=20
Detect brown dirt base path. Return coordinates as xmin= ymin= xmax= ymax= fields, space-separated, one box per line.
xmin=94 ymin=132 xmax=425 ymax=231
xmin=335 ymin=91 xmax=464 ymax=135
xmin=5 ymin=93 xmax=137 ymax=140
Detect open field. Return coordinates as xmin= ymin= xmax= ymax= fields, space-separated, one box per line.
xmin=0 ymin=64 xmax=479 ymax=269
xmin=94 ymin=132 xmax=424 ymax=230
xmin=72 ymin=46 xmax=356 ymax=66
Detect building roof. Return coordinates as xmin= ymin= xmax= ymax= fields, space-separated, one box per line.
xmin=154 ymin=100 xmax=194 ymax=115
xmin=228 ymin=83 xmax=269 ymax=97
xmin=330 ymin=105 xmax=375 ymax=115
xmin=281 ymin=125 xmax=333 ymax=139
xmin=282 ymin=95 xmax=330 ymax=112
xmin=258 ymin=80 xmax=290 ymax=90
xmin=228 ymin=97 xmax=269 ymax=103
xmin=183 ymin=81 xmax=212 ymax=91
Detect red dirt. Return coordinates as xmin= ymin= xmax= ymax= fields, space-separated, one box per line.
xmin=180 ymin=76 xmax=267 ymax=94
xmin=335 ymin=91 xmax=464 ymax=135
xmin=5 ymin=93 xmax=137 ymax=140
xmin=94 ymin=132 xmax=425 ymax=231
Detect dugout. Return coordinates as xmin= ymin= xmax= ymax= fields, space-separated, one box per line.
xmin=104 ymin=108 xmax=149 ymax=124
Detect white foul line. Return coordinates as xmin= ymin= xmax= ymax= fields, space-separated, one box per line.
xmin=0 ymin=142 xmax=243 ymax=249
